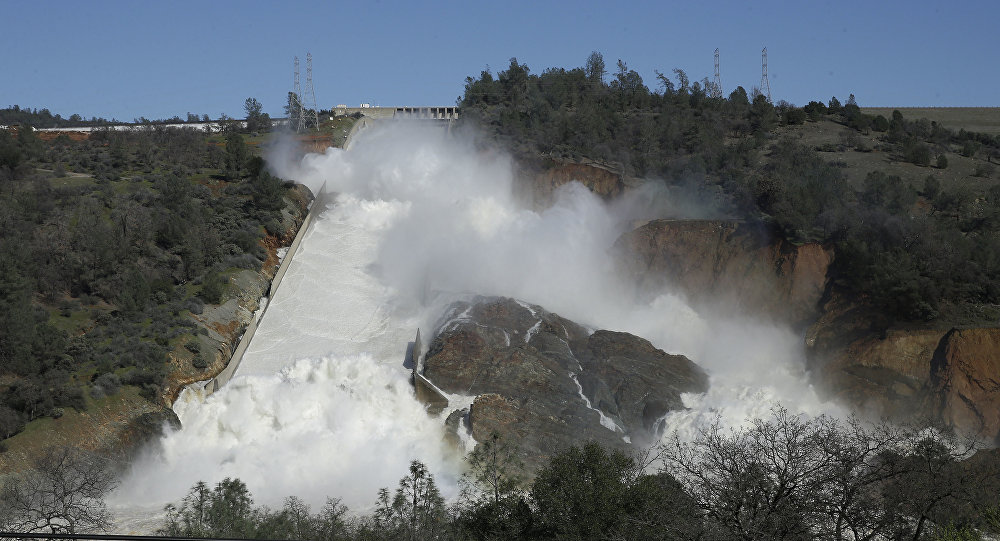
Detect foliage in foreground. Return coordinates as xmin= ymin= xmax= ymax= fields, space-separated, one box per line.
xmin=1 ymin=410 xmax=996 ymax=539
xmin=149 ymin=410 xmax=1000 ymax=541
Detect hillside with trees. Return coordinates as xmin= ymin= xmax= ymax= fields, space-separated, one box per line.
xmin=0 ymin=107 xmax=300 ymax=447
xmin=459 ymin=54 xmax=1000 ymax=324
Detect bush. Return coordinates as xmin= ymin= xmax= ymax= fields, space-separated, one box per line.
xmin=783 ymin=108 xmax=806 ymax=125
xmin=199 ymin=271 xmax=226 ymax=304
xmin=872 ymin=114 xmax=890 ymax=132
xmin=923 ymin=175 xmax=941 ymax=199
xmin=937 ymin=154 xmax=949 ymax=169
xmin=184 ymin=340 xmax=201 ymax=354
xmin=192 ymin=356 xmax=208 ymax=370
xmin=905 ymin=142 xmax=932 ymax=166
xmin=962 ymin=140 xmax=980 ymax=157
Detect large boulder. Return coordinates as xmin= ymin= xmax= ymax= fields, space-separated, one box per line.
xmin=616 ymin=220 xmax=832 ymax=329
xmin=422 ymin=296 xmax=707 ymax=472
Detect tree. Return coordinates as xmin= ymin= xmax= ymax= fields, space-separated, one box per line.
xmin=923 ymin=174 xmax=941 ymax=199
xmin=584 ymin=51 xmax=606 ymax=84
xmin=224 ymin=132 xmax=249 ymax=179
xmin=160 ymin=478 xmax=256 ymax=538
xmin=0 ymin=446 xmax=117 ymax=534
xmin=373 ymin=460 xmax=447 ymax=541
xmin=660 ymin=408 xmax=998 ymax=541
xmin=828 ymin=96 xmax=843 ymax=115
xmin=905 ymin=141 xmax=932 ymax=166
xmin=457 ymin=432 xmax=532 ymax=540
xmin=244 ymin=97 xmax=271 ymax=134
xmin=660 ymin=408 xmax=825 ymax=540
xmin=530 ymin=442 xmax=702 ymax=540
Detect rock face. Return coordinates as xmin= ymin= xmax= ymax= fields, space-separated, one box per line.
xmin=515 ymin=158 xmax=628 ymax=208
xmin=422 ymin=296 xmax=707 ymax=472
xmin=932 ymin=328 xmax=1000 ymax=442
xmin=616 ymin=220 xmax=832 ymax=329
xmin=806 ymin=294 xmax=1000 ymax=444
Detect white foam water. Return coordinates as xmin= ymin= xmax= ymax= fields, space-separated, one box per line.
xmin=111 ymin=122 xmax=840 ymax=529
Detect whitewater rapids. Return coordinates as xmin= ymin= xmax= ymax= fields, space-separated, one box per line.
xmin=112 ymin=122 xmax=839 ymax=527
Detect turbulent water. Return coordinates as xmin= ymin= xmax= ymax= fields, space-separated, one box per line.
xmin=111 ymin=122 xmax=840 ymax=529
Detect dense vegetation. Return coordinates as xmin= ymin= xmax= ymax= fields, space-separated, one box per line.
xmin=0 ymin=104 xmax=224 ymax=128
xmin=0 ymin=114 xmax=291 ymax=444
xmin=460 ymin=55 xmax=1000 ymax=323
xmin=151 ymin=415 xmax=1000 ymax=540
xmin=7 ymin=412 xmax=995 ymax=540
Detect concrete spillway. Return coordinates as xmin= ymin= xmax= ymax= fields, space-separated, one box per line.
xmin=112 ymin=122 xmax=835 ymax=528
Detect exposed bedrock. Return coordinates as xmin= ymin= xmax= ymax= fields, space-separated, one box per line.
xmin=806 ymin=293 xmax=1000 ymax=444
xmin=612 ymin=215 xmax=1000 ymax=443
xmin=421 ymin=296 xmax=707 ymax=472
xmin=615 ymin=219 xmax=832 ymax=330
xmin=514 ymin=158 xmax=630 ymax=209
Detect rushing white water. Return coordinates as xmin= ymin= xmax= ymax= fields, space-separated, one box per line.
xmin=112 ymin=121 xmax=841 ymax=528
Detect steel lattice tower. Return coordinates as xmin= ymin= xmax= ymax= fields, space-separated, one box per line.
xmin=304 ymin=53 xmax=319 ymax=131
xmin=712 ymin=48 xmax=722 ymax=99
xmin=293 ymin=56 xmax=304 ymax=132
xmin=760 ymin=47 xmax=772 ymax=103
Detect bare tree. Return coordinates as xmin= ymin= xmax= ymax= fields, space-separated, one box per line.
xmin=660 ymin=407 xmax=826 ymax=540
xmin=0 ymin=446 xmax=117 ymax=534
xmin=659 ymin=408 xmax=995 ymax=541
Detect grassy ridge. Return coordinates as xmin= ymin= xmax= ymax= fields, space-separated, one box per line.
xmin=862 ymin=107 xmax=1000 ymax=135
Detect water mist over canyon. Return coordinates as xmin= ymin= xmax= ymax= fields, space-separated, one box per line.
xmin=113 ymin=123 xmax=839 ymax=518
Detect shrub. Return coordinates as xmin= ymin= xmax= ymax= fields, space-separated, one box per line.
xmin=923 ymin=175 xmax=941 ymax=199
xmin=961 ymin=140 xmax=979 ymax=157
xmin=937 ymin=154 xmax=949 ymax=169
xmin=872 ymin=115 xmax=889 ymax=132
xmin=199 ymin=271 xmax=226 ymax=304
xmin=784 ymin=108 xmax=806 ymax=125
xmin=905 ymin=142 xmax=932 ymax=166
xmin=192 ymin=356 xmax=208 ymax=370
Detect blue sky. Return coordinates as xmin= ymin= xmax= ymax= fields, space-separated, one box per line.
xmin=2 ymin=0 xmax=998 ymax=121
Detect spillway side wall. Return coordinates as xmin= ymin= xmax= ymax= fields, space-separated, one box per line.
xmin=205 ymin=183 xmax=330 ymax=394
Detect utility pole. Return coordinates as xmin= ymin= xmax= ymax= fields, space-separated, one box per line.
xmin=712 ymin=48 xmax=723 ymax=99
xmin=305 ymin=53 xmax=319 ymax=131
xmin=760 ymin=47 xmax=772 ymax=103
xmin=293 ymin=56 xmax=304 ymax=132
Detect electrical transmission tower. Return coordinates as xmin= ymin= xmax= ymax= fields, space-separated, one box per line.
xmin=304 ymin=53 xmax=319 ymax=131
xmin=760 ymin=47 xmax=772 ymax=103
xmin=293 ymin=56 xmax=304 ymax=132
xmin=712 ymin=48 xmax=722 ymax=99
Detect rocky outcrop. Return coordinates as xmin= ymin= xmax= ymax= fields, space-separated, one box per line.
xmin=616 ymin=220 xmax=832 ymax=329
xmin=806 ymin=294 xmax=1000 ymax=443
xmin=422 ymin=296 xmax=707 ymax=472
xmin=515 ymin=158 xmax=630 ymax=208
xmin=931 ymin=328 xmax=1000 ymax=443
